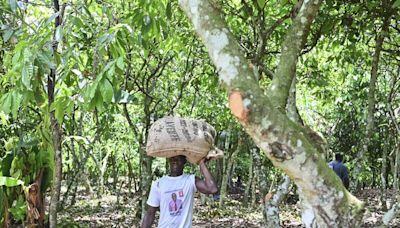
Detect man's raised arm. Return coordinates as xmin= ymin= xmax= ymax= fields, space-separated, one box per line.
xmin=195 ymin=158 xmax=218 ymax=194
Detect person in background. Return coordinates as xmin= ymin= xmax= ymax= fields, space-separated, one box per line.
xmin=328 ymin=153 xmax=350 ymax=189
xmin=141 ymin=155 xmax=217 ymax=228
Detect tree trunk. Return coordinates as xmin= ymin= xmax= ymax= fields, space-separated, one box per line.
xmin=140 ymin=146 xmax=153 ymax=219
xmin=48 ymin=0 xmax=63 ymax=226
xmin=179 ymin=0 xmax=365 ymax=226
xmin=353 ymin=10 xmax=391 ymax=191
xmin=264 ymin=176 xmax=291 ymax=228
xmin=244 ymin=156 xmax=253 ymax=206
xmin=220 ymin=132 xmax=240 ymax=207
xmin=387 ymin=85 xmax=400 ymax=198
xmin=251 ymin=171 xmax=257 ymax=207
xmin=219 ymin=131 xmax=231 ymax=207
xmin=394 ymin=147 xmax=399 ymax=197
xmin=380 ymin=142 xmax=388 ymax=211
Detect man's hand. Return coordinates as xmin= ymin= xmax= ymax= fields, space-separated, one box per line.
xmin=141 ymin=206 xmax=158 ymax=228
xmin=198 ymin=157 xmax=209 ymax=165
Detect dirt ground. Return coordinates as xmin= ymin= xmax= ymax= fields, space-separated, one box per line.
xmin=58 ymin=188 xmax=399 ymax=227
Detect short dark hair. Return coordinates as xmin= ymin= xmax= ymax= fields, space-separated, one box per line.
xmin=335 ymin=153 xmax=343 ymax=162
xmin=178 ymin=155 xmax=186 ymax=161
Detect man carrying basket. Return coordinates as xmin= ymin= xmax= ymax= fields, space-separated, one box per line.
xmin=141 ymin=117 xmax=222 ymax=228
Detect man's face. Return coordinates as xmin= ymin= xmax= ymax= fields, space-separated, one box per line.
xmin=168 ymin=155 xmax=186 ymax=174
xmin=172 ymin=193 xmax=177 ymax=201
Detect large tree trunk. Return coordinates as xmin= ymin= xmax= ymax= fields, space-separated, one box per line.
xmin=179 ymin=0 xmax=364 ymax=226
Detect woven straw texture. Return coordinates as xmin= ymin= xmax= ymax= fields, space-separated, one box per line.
xmin=146 ymin=116 xmax=220 ymax=164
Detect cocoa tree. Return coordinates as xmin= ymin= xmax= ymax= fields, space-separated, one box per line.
xmin=179 ymin=0 xmax=364 ymax=226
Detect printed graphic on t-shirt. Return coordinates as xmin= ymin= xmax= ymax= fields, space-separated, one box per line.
xmin=166 ymin=189 xmax=184 ymax=216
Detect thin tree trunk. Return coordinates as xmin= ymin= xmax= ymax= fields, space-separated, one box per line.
xmin=48 ymin=0 xmax=63 ymax=226
xmin=387 ymin=87 xmax=400 ymax=197
xmin=123 ymin=151 xmax=134 ymax=196
xmin=219 ymin=131 xmax=231 ymax=207
xmin=264 ymin=176 xmax=291 ymax=227
xmin=251 ymin=171 xmax=257 ymax=207
xmin=140 ymin=147 xmax=153 ymax=219
xmin=244 ymin=157 xmax=253 ymax=206
xmin=220 ymin=133 xmax=240 ymax=207
xmin=394 ymin=147 xmax=399 ymax=196
xmin=353 ymin=11 xmax=391 ymax=191
xmin=380 ymin=142 xmax=388 ymax=211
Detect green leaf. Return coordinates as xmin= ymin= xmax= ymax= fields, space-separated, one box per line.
xmin=114 ymin=90 xmax=136 ymax=104
xmin=142 ymin=15 xmax=152 ymax=34
xmin=54 ymin=100 xmax=66 ymax=124
xmin=84 ymin=82 xmax=98 ymax=100
xmin=94 ymin=90 xmax=104 ymax=110
xmin=71 ymin=69 xmax=83 ymax=78
xmin=257 ymin=0 xmax=265 ymax=8
xmin=38 ymin=51 xmax=56 ymax=69
xmin=0 ymin=176 xmax=24 ymax=187
xmin=9 ymin=197 xmax=26 ymax=221
xmin=8 ymin=0 xmax=17 ymax=12
xmin=72 ymin=16 xmax=84 ymax=28
xmin=116 ymin=57 xmax=124 ymax=70
xmin=21 ymin=64 xmax=33 ymax=90
xmin=11 ymin=92 xmax=22 ymax=118
xmin=166 ymin=2 xmax=172 ymax=19
xmin=394 ymin=0 xmax=400 ymax=8
xmin=0 ymin=93 xmax=12 ymax=114
xmin=100 ymin=79 xmax=114 ymax=103
xmin=0 ymin=112 xmax=9 ymax=125
xmin=3 ymin=29 xmax=13 ymax=42
xmin=55 ymin=26 xmax=63 ymax=42
xmin=45 ymin=12 xmax=60 ymax=26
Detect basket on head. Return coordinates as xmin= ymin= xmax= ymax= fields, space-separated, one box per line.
xmin=146 ymin=116 xmax=223 ymax=164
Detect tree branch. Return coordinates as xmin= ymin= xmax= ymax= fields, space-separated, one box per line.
xmin=266 ymin=0 xmax=321 ymax=111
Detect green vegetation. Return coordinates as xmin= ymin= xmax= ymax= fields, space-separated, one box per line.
xmin=1 ymin=0 xmax=399 ymax=226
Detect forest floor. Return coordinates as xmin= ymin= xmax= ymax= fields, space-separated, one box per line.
xmin=58 ymin=187 xmax=399 ymax=227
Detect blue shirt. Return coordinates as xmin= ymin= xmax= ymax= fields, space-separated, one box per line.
xmin=328 ymin=160 xmax=349 ymax=188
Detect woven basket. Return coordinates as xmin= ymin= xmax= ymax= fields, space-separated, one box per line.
xmin=146 ymin=116 xmax=223 ymax=164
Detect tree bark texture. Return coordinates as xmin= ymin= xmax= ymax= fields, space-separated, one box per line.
xmin=264 ymin=176 xmax=291 ymax=228
xmin=140 ymin=148 xmax=153 ymax=219
xmin=179 ymin=0 xmax=364 ymax=226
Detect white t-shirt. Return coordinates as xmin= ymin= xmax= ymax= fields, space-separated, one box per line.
xmin=147 ymin=174 xmax=197 ymax=228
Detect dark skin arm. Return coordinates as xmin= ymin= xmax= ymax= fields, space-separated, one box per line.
xmin=195 ymin=158 xmax=218 ymax=194
xmin=141 ymin=206 xmax=158 ymax=228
